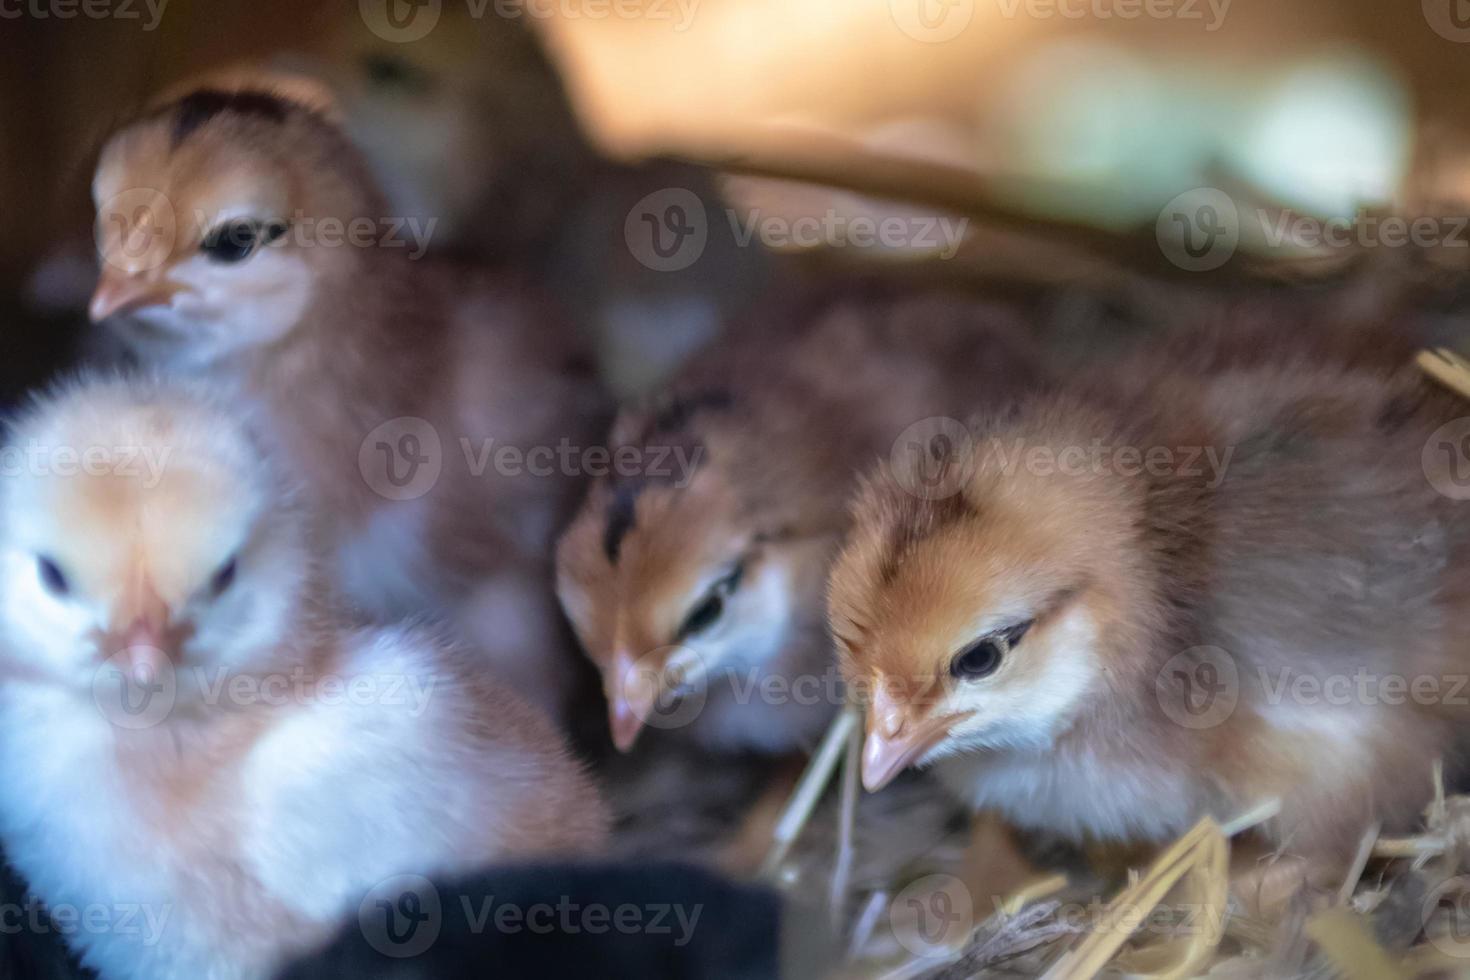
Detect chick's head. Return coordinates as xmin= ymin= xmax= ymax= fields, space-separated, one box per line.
xmin=0 ymin=377 xmax=312 ymax=700
xmin=90 ymin=83 xmax=386 ymax=367
xmin=829 ymin=404 xmax=1161 ymax=791
xmin=556 ymin=396 xmax=837 ymax=751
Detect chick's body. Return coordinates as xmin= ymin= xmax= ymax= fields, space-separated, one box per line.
xmin=557 ymin=283 xmax=1041 ymax=753
xmin=832 ymin=346 xmax=1470 ymax=861
xmin=0 ymin=378 xmax=605 ymax=980
xmin=90 ymin=85 xmax=602 ymax=717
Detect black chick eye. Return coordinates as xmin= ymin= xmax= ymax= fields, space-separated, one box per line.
xmin=201 ymin=220 xmax=285 ymax=263
xmin=678 ymin=594 xmax=724 ymax=639
xmin=676 ymin=561 xmax=745 ymax=640
xmin=951 ymin=637 xmax=1004 ymax=680
xmin=361 ymin=54 xmax=434 ymax=94
xmin=949 ymin=620 xmax=1033 ymax=681
xmin=209 ymin=557 xmax=238 ymax=597
xmin=37 ymin=556 xmax=69 ymax=598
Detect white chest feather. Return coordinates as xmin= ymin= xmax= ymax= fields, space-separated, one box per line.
xmin=932 ymin=745 xmax=1202 ymax=842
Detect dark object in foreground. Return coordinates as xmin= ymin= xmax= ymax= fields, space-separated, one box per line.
xmin=278 ymin=862 xmax=792 ymax=980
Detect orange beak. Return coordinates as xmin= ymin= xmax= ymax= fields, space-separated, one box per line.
xmin=605 ymin=648 xmax=659 ymax=753
xmin=861 ymin=685 xmax=967 ymax=792
xmin=89 ymin=268 xmax=177 ymax=323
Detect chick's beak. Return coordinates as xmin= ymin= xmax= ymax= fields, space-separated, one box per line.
xmin=605 ymin=648 xmax=658 ymax=753
xmin=89 ymin=268 xmax=176 ymax=323
xmin=100 ymin=586 xmax=178 ymax=685
xmin=861 ymin=686 xmax=964 ymax=792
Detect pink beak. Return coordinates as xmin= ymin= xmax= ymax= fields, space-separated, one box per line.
xmin=89 ymin=269 xmax=177 ymax=323
xmin=605 ymin=649 xmax=658 ymax=753
xmin=99 ymin=582 xmax=178 ymax=684
xmin=861 ymin=685 xmax=967 ymax=791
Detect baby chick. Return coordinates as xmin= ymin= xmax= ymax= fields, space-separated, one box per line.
xmin=556 ymin=283 xmax=1040 ymax=753
xmin=829 ymin=347 xmax=1470 ymax=866
xmin=0 ymin=376 xmax=606 ymax=980
xmin=89 ymin=81 xmax=602 ymax=717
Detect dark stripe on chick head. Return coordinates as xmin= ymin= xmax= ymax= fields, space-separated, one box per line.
xmin=877 ymin=491 xmax=974 ymax=586
xmin=601 ymin=388 xmax=734 ymax=565
xmin=169 ymin=90 xmax=292 ymax=148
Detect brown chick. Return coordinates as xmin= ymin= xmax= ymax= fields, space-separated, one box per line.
xmin=556 ymin=282 xmax=1041 ymax=754
xmin=829 ymin=342 xmax=1470 ymax=867
xmin=88 ymin=80 xmax=604 ymax=718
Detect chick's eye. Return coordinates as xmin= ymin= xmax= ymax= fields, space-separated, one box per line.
xmin=209 ymin=556 xmax=238 ymax=597
xmin=201 ymin=220 xmax=285 ymax=263
xmin=949 ymin=619 xmax=1034 ymax=681
xmin=37 ymin=556 xmax=69 ymax=598
xmin=951 ymin=637 xmax=1004 ymax=680
xmin=678 ymin=594 xmax=723 ymax=639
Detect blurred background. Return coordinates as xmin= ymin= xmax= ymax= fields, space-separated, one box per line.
xmin=6 ymin=0 xmax=1470 ymax=408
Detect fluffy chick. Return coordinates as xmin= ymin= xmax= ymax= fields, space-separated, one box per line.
xmin=829 ymin=348 xmax=1470 ymax=865
xmin=0 ymin=376 xmax=606 ymax=980
xmin=89 ymin=81 xmax=602 ymax=718
xmin=557 ymin=283 xmax=1040 ymax=753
